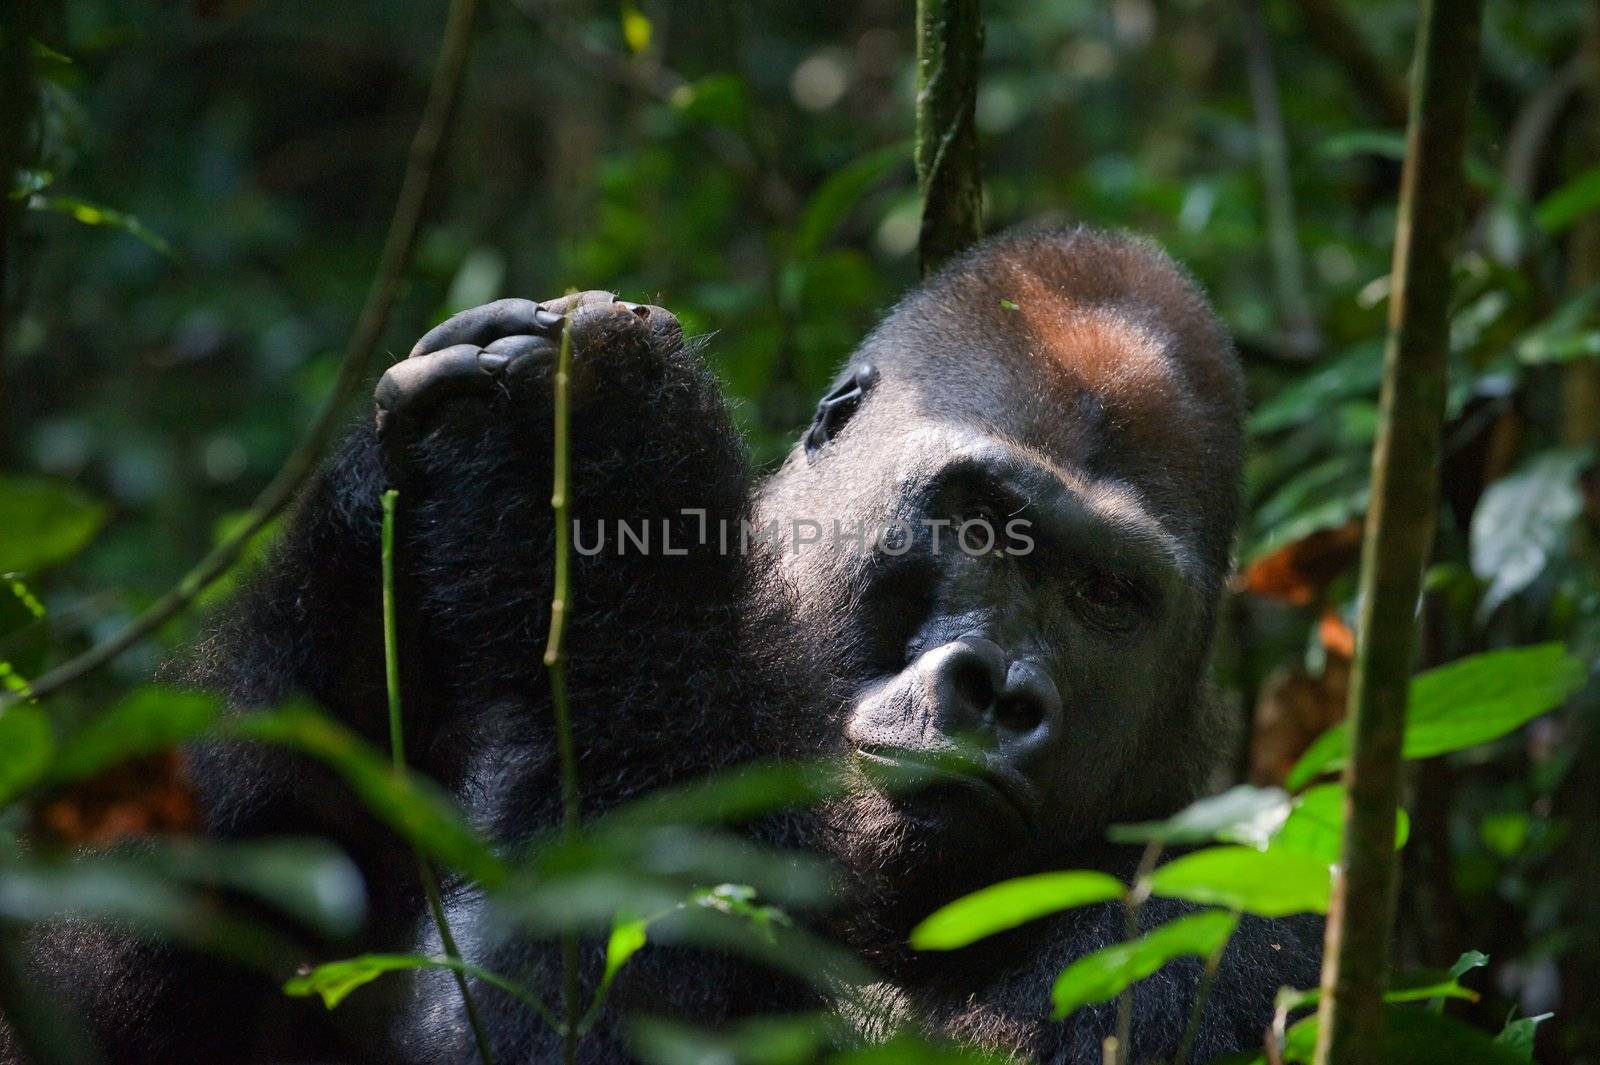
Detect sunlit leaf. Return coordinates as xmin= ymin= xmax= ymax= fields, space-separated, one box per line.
xmin=0 ymin=705 xmax=54 ymax=808
xmin=1149 ymin=847 xmax=1331 ymax=916
xmin=1286 ymin=644 xmax=1586 ymax=790
xmin=1050 ymin=910 xmax=1239 ymax=1019
xmin=1276 ymin=1005 xmax=1526 ymax=1064
xmin=284 ymin=952 xmax=544 ymax=1013
xmin=620 ymin=0 xmax=652 ymax=55
xmin=1470 ymin=449 xmax=1592 ymax=618
xmin=1270 ymin=783 xmax=1409 ymax=862
xmin=0 ymin=477 xmax=107 ymax=575
xmin=1109 ymin=785 xmax=1291 ymax=849
xmin=909 ymin=870 xmax=1125 ymax=950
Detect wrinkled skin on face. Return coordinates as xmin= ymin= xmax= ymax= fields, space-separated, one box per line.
xmin=759 ymin=227 xmax=1245 ymax=929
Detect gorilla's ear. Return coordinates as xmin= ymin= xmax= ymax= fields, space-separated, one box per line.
xmin=802 ymin=363 xmax=878 ymax=463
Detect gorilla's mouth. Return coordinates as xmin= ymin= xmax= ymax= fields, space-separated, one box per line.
xmin=851 ymin=746 xmax=1037 ymax=836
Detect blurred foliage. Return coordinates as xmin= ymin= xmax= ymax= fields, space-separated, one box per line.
xmin=4 ymin=0 xmax=1600 ymax=1061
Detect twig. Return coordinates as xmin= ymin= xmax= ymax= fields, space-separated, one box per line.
xmin=915 ymin=0 xmax=984 ymax=274
xmin=1172 ymin=928 xmax=1230 ymax=1065
xmin=1242 ymin=0 xmax=1320 ymax=359
xmin=0 ymin=0 xmax=482 ymax=711
xmin=1312 ymin=2 xmax=1483 ymax=1063
xmin=381 ymin=491 xmax=498 ymax=1065
xmin=542 ymin=320 xmax=582 ymax=1065
xmin=1113 ymin=841 xmax=1164 ymax=1060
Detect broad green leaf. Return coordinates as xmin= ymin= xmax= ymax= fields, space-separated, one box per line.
xmin=1277 ymin=1005 xmax=1526 ymax=1064
xmin=0 ymin=477 xmax=107 ymax=574
xmin=1536 ymin=166 xmax=1600 ymax=234
xmin=1494 ymin=1012 xmax=1552 ymax=1060
xmin=1149 ymin=847 xmax=1331 ymax=916
xmin=224 ymin=706 xmax=506 ymax=888
xmin=1050 ymin=910 xmax=1239 ymax=1019
xmin=1287 ymin=644 xmax=1585 ymax=789
xmin=1249 ymin=341 xmax=1383 ymax=435
xmin=49 ymin=687 xmax=220 ymax=783
xmin=0 ymin=705 xmax=54 ymax=807
xmin=790 ymin=145 xmax=909 ymax=265
xmin=1471 ymin=450 xmax=1592 ymax=618
xmin=909 ymin=871 xmax=1125 ymax=950
xmin=1270 ymin=783 xmax=1409 ymax=862
xmin=1110 ymin=785 xmax=1290 ymax=849
xmin=1517 ymin=286 xmax=1600 ymax=364
xmin=284 ymin=953 xmax=544 ymax=1014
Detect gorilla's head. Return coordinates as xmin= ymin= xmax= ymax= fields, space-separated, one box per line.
xmin=755 ymin=226 xmax=1245 ymax=917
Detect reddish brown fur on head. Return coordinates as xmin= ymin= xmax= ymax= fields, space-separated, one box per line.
xmin=853 ymin=225 xmax=1245 ymax=577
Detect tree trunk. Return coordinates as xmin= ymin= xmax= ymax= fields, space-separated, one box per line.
xmin=1312 ymin=2 xmax=1483 ymax=1062
xmin=915 ymin=0 xmax=983 ymax=275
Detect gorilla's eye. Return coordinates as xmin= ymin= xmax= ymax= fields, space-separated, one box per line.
xmin=1071 ymin=571 xmax=1145 ymax=631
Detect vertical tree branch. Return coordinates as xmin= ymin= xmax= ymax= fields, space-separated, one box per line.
xmin=381 ymin=491 xmax=497 ymax=1065
xmin=1242 ymin=0 xmax=1320 ymax=359
xmin=542 ymin=320 xmax=582 ymax=1065
xmin=1312 ymin=2 xmax=1482 ymax=1063
xmin=915 ymin=0 xmax=983 ymax=275
xmin=0 ymin=0 xmax=481 ymax=712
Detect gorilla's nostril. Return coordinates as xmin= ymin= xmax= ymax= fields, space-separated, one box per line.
xmin=993 ymin=695 xmax=1044 ymax=734
xmin=951 ymin=656 xmax=997 ymax=711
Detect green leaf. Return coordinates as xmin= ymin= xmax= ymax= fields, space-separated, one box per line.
xmin=829 ymin=1032 xmax=1012 ymax=1064
xmin=1448 ymin=950 xmax=1490 ymax=981
xmin=1277 ymin=1005 xmax=1527 ymax=1064
xmin=0 ymin=576 xmax=48 ymax=683
xmin=909 ymin=870 xmax=1125 ymax=950
xmin=1050 ymin=910 xmax=1239 ymax=1019
xmin=1287 ymin=644 xmax=1586 ymax=789
xmin=224 ymin=706 xmax=506 ymax=888
xmin=619 ymin=0 xmax=652 ymax=54
xmin=0 ymin=705 xmax=54 ymax=807
xmin=790 ymin=144 xmax=909 ymax=265
xmin=628 ymin=1013 xmax=837 ymax=1065
xmin=1270 ymin=783 xmax=1409 ymax=862
xmin=1536 ymin=166 xmax=1600 ymax=235
xmin=1470 ymin=450 xmax=1592 ymax=618
xmin=0 ymin=477 xmax=107 ymax=575
xmin=597 ymin=914 xmax=650 ymax=1004
xmin=1149 ymin=847 xmax=1331 ymax=916
xmin=1109 ymin=785 xmax=1290 ymax=849
xmin=152 ymin=838 xmax=365 ymax=937
xmin=28 ymin=195 xmax=176 ymax=259
xmin=1249 ymin=340 xmax=1384 ymax=435
xmin=285 ymin=951 xmax=547 ymax=1014
xmin=50 ymin=687 xmax=221 ymax=783
xmin=1494 ymin=1011 xmax=1552 ymax=1060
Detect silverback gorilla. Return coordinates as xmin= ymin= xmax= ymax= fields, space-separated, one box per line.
xmin=7 ymin=226 xmax=1320 ymax=1063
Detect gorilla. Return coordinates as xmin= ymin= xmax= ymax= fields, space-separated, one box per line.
xmin=4 ymin=225 xmax=1320 ymax=1064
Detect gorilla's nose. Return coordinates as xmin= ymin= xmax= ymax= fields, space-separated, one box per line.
xmin=926 ymin=637 xmax=1061 ymax=755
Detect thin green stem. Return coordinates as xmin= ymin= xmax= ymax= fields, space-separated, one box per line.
xmin=381 ymin=490 xmax=497 ymax=1065
xmin=1172 ymin=926 xmax=1231 ymax=1065
xmin=1112 ymin=841 xmax=1165 ymax=1065
xmin=542 ymin=319 xmax=582 ymax=1064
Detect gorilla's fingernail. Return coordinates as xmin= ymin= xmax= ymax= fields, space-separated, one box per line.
xmin=535 ymin=309 xmax=565 ymax=330
xmin=478 ymin=351 xmax=512 ymax=373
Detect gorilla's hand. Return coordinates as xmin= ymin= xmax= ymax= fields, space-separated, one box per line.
xmin=375 ymin=292 xmax=681 ymax=480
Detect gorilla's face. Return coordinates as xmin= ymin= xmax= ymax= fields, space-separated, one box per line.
xmin=755 ymin=231 xmax=1243 ymax=913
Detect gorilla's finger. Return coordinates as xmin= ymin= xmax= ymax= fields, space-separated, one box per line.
xmin=481 ymin=334 xmax=557 ymax=375
xmin=376 ymin=343 xmax=498 ymax=424
xmin=408 ymin=299 xmax=564 ymax=357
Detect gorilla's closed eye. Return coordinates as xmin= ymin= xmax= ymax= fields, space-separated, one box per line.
xmin=803 ymin=363 xmax=878 ymax=463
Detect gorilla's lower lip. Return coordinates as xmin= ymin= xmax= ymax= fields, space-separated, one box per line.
xmin=851 ymin=748 xmax=1036 ymax=834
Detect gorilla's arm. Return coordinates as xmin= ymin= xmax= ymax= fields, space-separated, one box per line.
xmin=13 ymin=294 xmax=780 ymax=1063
